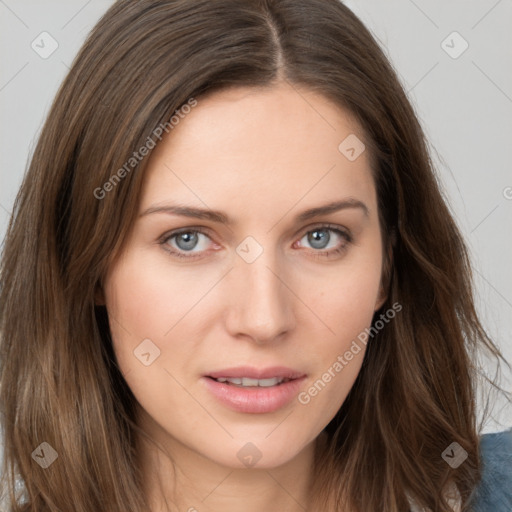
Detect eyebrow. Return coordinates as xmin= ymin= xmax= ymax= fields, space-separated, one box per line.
xmin=139 ymin=198 xmax=369 ymax=225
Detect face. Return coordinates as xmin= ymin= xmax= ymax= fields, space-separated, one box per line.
xmin=100 ymin=82 xmax=386 ymax=471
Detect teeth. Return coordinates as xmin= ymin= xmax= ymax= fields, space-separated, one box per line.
xmin=242 ymin=377 xmax=259 ymax=386
xmin=214 ymin=377 xmax=288 ymax=387
xmin=256 ymin=377 xmax=288 ymax=387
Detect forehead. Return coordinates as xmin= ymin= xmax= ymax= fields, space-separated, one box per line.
xmin=139 ymin=82 xmax=377 ymax=222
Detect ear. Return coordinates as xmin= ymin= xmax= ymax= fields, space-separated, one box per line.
xmin=374 ymin=231 xmax=395 ymax=312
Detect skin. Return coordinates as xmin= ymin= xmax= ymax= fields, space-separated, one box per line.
xmin=98 ymin=81 xmax=387 ymax=512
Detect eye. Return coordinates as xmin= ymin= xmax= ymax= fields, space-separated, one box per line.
xmin=295 ymin=224 xmax=352 ymax=259
xmin=160 ymin=228 xmax=213 ymax=259
xmin=159 ymin=224 xmax=352 ymax=260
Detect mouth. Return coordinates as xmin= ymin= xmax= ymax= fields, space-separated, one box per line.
xmin=201 ymin=366 xmax=307 ymax=414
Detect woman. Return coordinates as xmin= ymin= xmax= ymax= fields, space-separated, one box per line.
xmin=0 ymin=0 xmax=510 ymax=511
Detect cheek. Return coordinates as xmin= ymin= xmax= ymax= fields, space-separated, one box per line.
xmin=104 ymin=250 xmax=206 ymax=338
xmin=103 ymin=252 xmax=173 ymax=365
xmin=297 ymin=245 xmax=383 ymax=421
xmin=308 ymin=243 xmax=383 ymax=341
xmin=103 ymin=254 xmax=210 ymax=424
xmin=296 ymin=288 xmax=375 ymax=430
xmin=103 ymin=248 xmax=226 ymax=387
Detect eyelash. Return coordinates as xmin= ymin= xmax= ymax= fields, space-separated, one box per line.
xmin=158 ymin=223 xmax=353 ymax=261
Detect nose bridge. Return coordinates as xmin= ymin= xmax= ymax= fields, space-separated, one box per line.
xmin=226 ymin=241 xmax=295 ymax=342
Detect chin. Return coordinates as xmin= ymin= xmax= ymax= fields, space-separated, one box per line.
xmin=198 ymin=432 xmax=316 ymax=470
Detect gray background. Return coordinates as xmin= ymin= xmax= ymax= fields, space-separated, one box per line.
xmin=0 ymin=0 xmax=511 ymax=434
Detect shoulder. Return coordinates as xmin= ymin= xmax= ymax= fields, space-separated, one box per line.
xmin=469 ymin=427 xmax=512 ymax=512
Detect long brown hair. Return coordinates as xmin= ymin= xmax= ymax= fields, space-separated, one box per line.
xmin=0 ymin=1 xmax=509 ymax=511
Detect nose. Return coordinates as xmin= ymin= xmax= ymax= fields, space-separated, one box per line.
xmin=224 ymin=250 xmax=296 ymax=345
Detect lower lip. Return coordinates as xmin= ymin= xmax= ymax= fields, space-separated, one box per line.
xmin=201 ymin=376 xmax=306 ymax=414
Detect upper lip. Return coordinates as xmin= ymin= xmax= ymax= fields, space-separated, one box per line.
xmin=206 ymin=366 xmax=306 ymax=380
